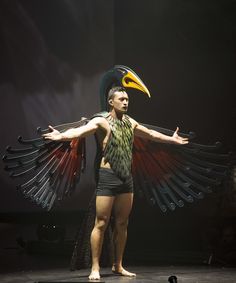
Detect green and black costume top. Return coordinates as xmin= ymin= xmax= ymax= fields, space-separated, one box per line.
xmin=92 ymin=111 xmax=134 ymax=181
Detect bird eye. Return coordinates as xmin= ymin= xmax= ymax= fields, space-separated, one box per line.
xmin=125 ymin=77 xmax=132 ymax=84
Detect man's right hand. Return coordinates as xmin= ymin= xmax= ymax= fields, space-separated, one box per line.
xmin=42 ymin=125 xmax=62 ymax=141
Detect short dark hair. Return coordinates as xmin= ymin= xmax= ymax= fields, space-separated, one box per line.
xmin=107 ymin=86 xmax=126 ymax=101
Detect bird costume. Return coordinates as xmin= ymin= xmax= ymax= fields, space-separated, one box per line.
xmin=2 ymin=65 xmax=231 ymax=268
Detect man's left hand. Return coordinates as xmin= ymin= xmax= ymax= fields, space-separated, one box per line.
xmin=172 ymin=127 xmax=189 ymax=145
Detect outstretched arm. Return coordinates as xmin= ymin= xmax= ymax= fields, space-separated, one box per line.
xmin=42 ymin=118 xmax=101 ymax=141
xmin=134 ymin=123 xmax=188 ymax=145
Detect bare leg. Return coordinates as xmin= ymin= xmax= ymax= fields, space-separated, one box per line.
xmin=89 ymin=196 xmax=114 ymax=280
xmin=112 ymin=193 xmax=136 ymax=277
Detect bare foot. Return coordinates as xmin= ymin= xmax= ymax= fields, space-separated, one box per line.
xmin=88 ymin=270 xmax=100 ymax=280
xmin=112 ymin=266 xmax=136 ymax=277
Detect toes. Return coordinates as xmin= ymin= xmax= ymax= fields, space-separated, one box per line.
xmin=88 ymin=271 xmax=100 ymax=281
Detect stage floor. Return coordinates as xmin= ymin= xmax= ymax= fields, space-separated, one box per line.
xmin=1 ymin=265 xmax=236 ymax=283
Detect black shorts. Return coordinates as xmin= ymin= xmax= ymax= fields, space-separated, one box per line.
xmin=96 ymin=168 xmax=134 ymax=196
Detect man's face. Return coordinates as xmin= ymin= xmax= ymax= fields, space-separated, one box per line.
xmin=109 ymin=91 xmax=129 ymax=113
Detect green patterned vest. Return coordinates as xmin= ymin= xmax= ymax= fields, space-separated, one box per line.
xmin=93 ymin=111 xmax=134 ymax=180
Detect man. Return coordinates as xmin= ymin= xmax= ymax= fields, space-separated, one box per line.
xmin=43 ymin=86 xmax=188 ymax=280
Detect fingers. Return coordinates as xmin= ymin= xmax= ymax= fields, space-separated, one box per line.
xmin=48 ymin=125 xmax=54 ymax=131
xmin=43 ymin=136 xmax=51 ymax=140
xmin=42 ymin=133 xmax=52 ymax=139
xmin=42 ymin=133 xmax=59 ymax=141
xmin=41 ymin=125 xmax=61 ymax=141
xmin=41 ymin=126 xmax=53 ymax=139
xmin=173 ymin=126 xmax=189 ymax=145
xmin=173 ymin=127 xmax=179 ymax=137
xmin=174 ymin=127 xmax=188 ymax=140
xmin=180 ymin=136 xmax=189 ymax=144
xmin=42 ymin=129 xmax=55 ymax=140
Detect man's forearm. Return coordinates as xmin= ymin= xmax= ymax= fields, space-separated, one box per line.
xmin=43 ymin=120 xmax=98 ymax=141
xmin=60 ymin=123 xmax=97 ymax=141
xmin=60 ymin=128 xmax=82 ymax=141
xmin=134 ymin=123 xmax=188 ymax=145
xmin=149 ymin=130 xmax=174 ymax=144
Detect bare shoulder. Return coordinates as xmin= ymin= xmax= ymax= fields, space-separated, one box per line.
xmin=126 ymin=115 xmax=139 ymax=129
xmin=90 ymin=116 xmax=109 ymax=131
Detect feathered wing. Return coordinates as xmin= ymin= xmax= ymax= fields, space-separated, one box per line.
xmin=3 ymin=118 xmax=89 ymax=210
xmin=132 ymin=123 xmax=230 ymax=213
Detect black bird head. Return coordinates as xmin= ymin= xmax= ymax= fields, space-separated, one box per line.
xmin=100 ymin=65 xmax=150 ymax=111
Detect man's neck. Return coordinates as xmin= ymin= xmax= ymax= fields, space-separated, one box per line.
xmin=109 ymin=109 xmax=124 ymax=120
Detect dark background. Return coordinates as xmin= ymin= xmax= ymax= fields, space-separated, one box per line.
xmin=0 ymin=0 xmax=236 ymax=271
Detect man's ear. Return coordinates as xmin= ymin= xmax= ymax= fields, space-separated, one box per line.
xmin=108 ymin=99 xmax=113 ymax=106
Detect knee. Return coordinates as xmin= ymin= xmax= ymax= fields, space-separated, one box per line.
xmin=115 ymin=218 xmax=129 ymax=230
xmin=94 ymin=215 xmax=110 ymax=232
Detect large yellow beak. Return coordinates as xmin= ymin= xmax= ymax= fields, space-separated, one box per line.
xmin=122 ymin=69 xmax=151 ymax=98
